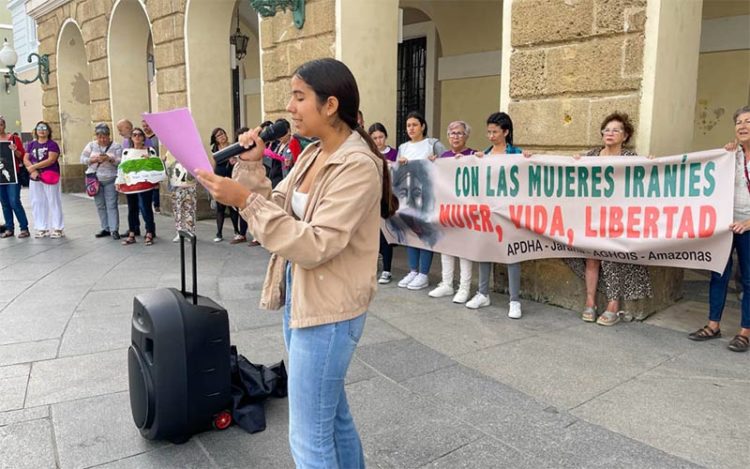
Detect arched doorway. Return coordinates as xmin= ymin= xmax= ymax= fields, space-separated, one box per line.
xmin=108 ymin=0 xmax=153 ymax=130
xmin=186 ymin=0 xmax=262 ymax=149
xmin=56 ymin=20 xmax=91 ymax=164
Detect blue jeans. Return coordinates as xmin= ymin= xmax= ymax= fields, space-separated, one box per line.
xmin=0 ymin=183 xmax=29 ymax=232
xmin=710 ymin=232 xmax=750 ymax=328
xmin=284 ymin=263 xmax=366 ymax=469
xmin=94 ymin=177 xmax=119 ymax=232
xmin=406 ymin=246 xmax=433 ymax=274
xmin=125 ymin=191 xmax=155 ymax=235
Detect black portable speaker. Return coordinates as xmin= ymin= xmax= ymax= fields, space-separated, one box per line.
xmin=128 ymin=231 xmax=232 ymax=443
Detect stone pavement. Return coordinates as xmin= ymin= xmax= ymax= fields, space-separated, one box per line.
xmin=1 ymin=192 xmax=748 ymax=469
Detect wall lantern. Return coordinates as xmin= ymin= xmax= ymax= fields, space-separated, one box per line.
xmin=0 ymin=39 xmax=50 ymax=88
xmin=249 ymin=0 xmax=305 ymax=29
xmin=230 ymin=12 xmax=249 ymax=61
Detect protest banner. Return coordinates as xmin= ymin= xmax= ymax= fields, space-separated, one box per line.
xmin=383 ymin=150 xmax=733 ymax=273
xmin=0 ymin=141 xmax=19 ymax=185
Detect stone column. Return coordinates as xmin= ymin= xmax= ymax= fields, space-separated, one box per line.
xmin=498 ymin=0 xmax=702 ymax=317
xmin=259 ymin=0 xmax=336 ymax=121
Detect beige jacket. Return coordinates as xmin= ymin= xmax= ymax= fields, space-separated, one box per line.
xmin=235 ymin=132 xmax=383 ymax=328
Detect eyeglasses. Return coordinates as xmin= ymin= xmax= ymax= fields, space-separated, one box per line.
xmin=36 ymin=126 xmax=48 ymax=131
xmin=132 ymin=132 xmax=145 ymax=137
xmin=601 ymin=128 xmax=624 ymax=135
xmin=448 ymin=132 xmax=466 ymax=137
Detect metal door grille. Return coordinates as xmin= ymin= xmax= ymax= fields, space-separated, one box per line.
xmin=396 ymin=36 xmax=427 ymax=146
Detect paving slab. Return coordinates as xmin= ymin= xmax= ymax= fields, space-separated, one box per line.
xmin=52 ymin=391 xmax=166 ymax=469
xmin=93 ymin=440 xmax=216 ymax=469
xmin=572 ymin=371 xmax=749 ymax=469
xmin=26 ymin=349 xmax=128 ymax=407
xmin=0 ymin=339 xmax=59 ymax=367
xmin=356 ymin=314 xmax=408 ymax=347
xmin=349 ymin=376 xmax=483 ymax=468
xmin=0 ymin=405 xmax=50 ymax=427
xmin=0 ymin=280 xmax=33 ymax=303
xmin=229 ymin=325 xmax=288 ymax=367
xmin=58 ymin=312 xmax=132 ymax=357
xmin=456 ymin=321 xmax=692 ymax=409
xmin=355 ymin=338 xmax=457 ymax=383
xmin=423 ymin=436 xmax=542 ymax=469
xmin=0 ymin=418 xmax=56 ymax=469
xmin=402 ymin=364 xmax=698 ymax=468
xmin=0 ymin=373 xmax=28 ymax=412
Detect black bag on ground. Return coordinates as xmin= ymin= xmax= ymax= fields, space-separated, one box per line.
xmin=229 ymin=345 xmax=288 ymax=434
xmin=128 ymin=231 xmax=232 ymax=444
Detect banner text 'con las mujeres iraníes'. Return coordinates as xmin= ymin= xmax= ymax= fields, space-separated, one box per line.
xmin=382 ymin=149 xmax=733 ymax=273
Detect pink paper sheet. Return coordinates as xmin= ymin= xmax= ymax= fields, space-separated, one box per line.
xmin=142 ymin=108 xmax=212 ymax=177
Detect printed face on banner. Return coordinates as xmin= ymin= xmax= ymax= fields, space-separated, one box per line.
xmin=0 ymin=141 xmax=19 ymax=185
xmin=386 ymin=160 xmax=442 ymax=247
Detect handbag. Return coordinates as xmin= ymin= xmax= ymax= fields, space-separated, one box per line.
xmin=85 ymin=171 xmax=100 ymax=196
xmin=39 ymin=170 xmax=60 ymax=185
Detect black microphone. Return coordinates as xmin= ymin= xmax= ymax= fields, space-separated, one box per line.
xmin=212 ymin=121 xmax=289 ymax=166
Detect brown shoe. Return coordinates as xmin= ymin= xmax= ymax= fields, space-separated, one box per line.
xmin=0 ymin=231 xmax=14 ymax=238
xmin=688 ymin=325 xmax=721 ymax=341
xmin=17 ymin=229 xmax=30 ymax=238
xmin=229 ymin=235 xmax=247 ymax=245
xmin=728 ymin=334 xmax=749 ymax=352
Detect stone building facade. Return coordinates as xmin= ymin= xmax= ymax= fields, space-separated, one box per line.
xmin=19 ymin=0 xmax=750 ymax=315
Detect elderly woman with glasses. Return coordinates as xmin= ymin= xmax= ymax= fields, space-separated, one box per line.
xmin=23 ymin=121 xmax=64 ymax=238
xmin=428 ymin=121 xmax=476 ymax=303
xmin=81 ymin=123 xmax=123 ymax=239
xmin=688 ymin=105 xmax=750 ymax=352
xmin=566 ymin=111 xmax=652 ymax=326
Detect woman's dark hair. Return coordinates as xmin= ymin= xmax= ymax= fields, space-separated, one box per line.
xmin=260 ymin=120 xmax=273 ymax=129
xmin=368 ymin=122 xmax=388 ymax=138
xmin=294 ymin=58 xmax=396 ymax=218
xmin=209 ymin=127 xmax=227 ymax=152
xmin=405 ymin=111 xmax=427 ymax=138
xmin=33 ymin=121 xmax=53 ymax=140
xmin=486 ymin=112 xmax=514 ymax=146
xmin=127 ymin=127 xmax=145 ymax=147
xmin=236 ymin=127 xmax=250 ymax=142
xmin=600 ymin=111 xmax=634 ymax=144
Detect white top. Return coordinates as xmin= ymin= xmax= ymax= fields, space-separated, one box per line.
xmin=733 ymin=146 xmax=750 ymax=222
xmin=292 ymin=190 xmax=309 ymax=219
xmin=398 ymin=139 xmax=433 ymax=161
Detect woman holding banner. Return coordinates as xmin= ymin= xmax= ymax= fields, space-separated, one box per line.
xmin=196 ymin=58 xmax=396 ymax=467
xmin=567 ymin=112 xmax=652 ymax=326
xmin=468 ymin=112 xmax=525 ymax=318
xmin=0 ymin=116 xmax=30 ymax=239
xmin=369 ymin=122 xmax=398 ymax=284
xmin=689 ymin=105 xmax=750 ymax=352
xmin=396 ymin=111 xmax=447 ymax=291
xmin=429 ymin=121 xmax=476 ymax=303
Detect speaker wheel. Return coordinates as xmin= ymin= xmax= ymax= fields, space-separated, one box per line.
xmin=213 ymin=410 xmax=232 ymax=430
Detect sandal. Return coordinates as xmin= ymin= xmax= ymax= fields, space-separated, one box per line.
xmin=248 ymin=239 xmax=261 ymax=247
xmin=0 ymin=230 xmax=14 ymax=238
xmin=49 ymin=230 xmax=64 ymax=239
xmin=581 ymin=306 xmax=598 ymax=322
xmin=144 ymin=233 xmax=154 ymax=246
xmin=596 ymin=310 xmax=621 ymax=326
xmin=34 ymin=230 xmax=48 ymax=238
xmin=688 ymin=325 xmax=721 ymax=341
xmin=728 ymin=334 xmax=749 ymax=352
xmin=122 ymin=232 xmax=137 ymax=245
xmin=18 ymin=230 xmax=30 ymax=238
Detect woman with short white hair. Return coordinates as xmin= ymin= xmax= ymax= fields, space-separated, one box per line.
xmin=429 ymin=121 xmax=476 ymax=303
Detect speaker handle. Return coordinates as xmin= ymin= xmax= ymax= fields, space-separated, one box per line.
xmin=178 ymin=230 xmax=198 ymax=305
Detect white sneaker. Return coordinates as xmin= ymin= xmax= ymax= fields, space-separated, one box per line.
xmin=407 ymin=273 xmax=429 ymax=290
xmin=428 ymin=282 xmax=454 ymax=298
xmin=466 ymin=292 xmax=490 ymax=309
xmin=508 ymin=301 xmax=522 ymax=319
xmin=378 ymin=271 xmax=392 ymax=284
xmin=213 ymin=236 xmax=223 ymax=243
xmin=398 ymin=271 xmax=419 ymax=288
xmin=452 ymin=287 xmax=470 ymax=304
xmin=172 ymin=234 xmax=180 ymax=243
